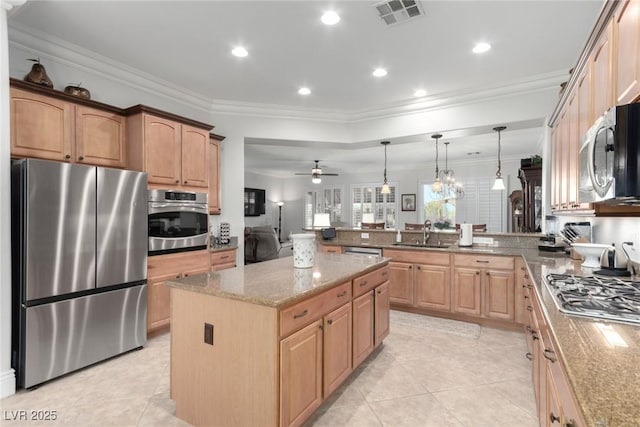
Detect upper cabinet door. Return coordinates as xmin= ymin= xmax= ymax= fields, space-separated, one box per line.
xmin=615 ymin=0 xmax=640 ymax=104
xmin=180 ymin=125 xmax=209 ymax=188
xmin=144 ymin=114 xmax=181 ymax=185
xmin=75 ymin=105 xmax=126 ymax=168
xmin=10 ymin=88 xmax=73 ymax=162
xmin=591 ymin=20 xmax=614 ymax=119
xmin=208 ymin=138 xmax=221 ymax=213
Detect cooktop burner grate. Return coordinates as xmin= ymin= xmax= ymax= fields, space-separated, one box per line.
xmin=544 ymin=273 xmax=640 ymax=324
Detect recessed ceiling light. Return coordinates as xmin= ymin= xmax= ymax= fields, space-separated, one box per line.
xmin=298 ymin=87 xmax=311 ymax=95
xmin=231 ymin=46 xmax=248 ymax=57
xmin=321 ymin=10 xmax=340 ymax=25
xmin=414 ymin=89 xmax=426 ymax=97
xmin=373 ymin=68 xmax=388 ymax=77
xmin=472 ymin=42 xmax=491 ymax=54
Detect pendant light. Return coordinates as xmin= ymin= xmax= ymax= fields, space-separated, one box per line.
xmin=492 ymin=126 xmax=506 ymax=191
xmin=431 ymin=134 xmax=443 ymax=192
xmin=380 ymin=141 xmax=391 ymax=194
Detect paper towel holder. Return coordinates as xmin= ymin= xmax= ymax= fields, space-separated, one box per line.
xmin=459 ymin=223 xmax=473 ymax=247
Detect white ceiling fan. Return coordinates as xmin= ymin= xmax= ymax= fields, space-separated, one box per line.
xmin=294 ymin=160 xmax=339 ymax=184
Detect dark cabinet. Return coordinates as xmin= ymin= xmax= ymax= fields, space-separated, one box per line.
xmin=518 ymin=166 xmax=542 ymax=232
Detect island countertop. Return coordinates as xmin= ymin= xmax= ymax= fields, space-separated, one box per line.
xmin=165 ymin=252 xmax=389 ymax=308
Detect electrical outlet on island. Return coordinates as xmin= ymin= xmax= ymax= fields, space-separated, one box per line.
xmin=361 ymin=232 xmax=369 ymax=239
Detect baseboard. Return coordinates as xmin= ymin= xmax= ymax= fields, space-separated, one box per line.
xmin=0 ymin=367 xmax=16 ymax=399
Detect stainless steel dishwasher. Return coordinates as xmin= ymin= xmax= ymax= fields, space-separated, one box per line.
xmin=342 ymin=246 xmax=382 ymax=256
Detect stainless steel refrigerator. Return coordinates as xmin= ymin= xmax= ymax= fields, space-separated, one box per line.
xmin=11 ymin=158 xmax=148 ymax=389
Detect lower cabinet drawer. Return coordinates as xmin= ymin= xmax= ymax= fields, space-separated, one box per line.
xmin=453 ymin=254 xmax=514 ymax=270
xmin=280 ymin=281 xmax=352 ymax=337
xmin=353 ymin=266 xmax=390 ymax=297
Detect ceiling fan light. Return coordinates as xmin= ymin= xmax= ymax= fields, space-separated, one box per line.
xmin=492 ymin=177 xmax=505 ymax=191
xmin=312 ymin=176 xmax=322 ymax=184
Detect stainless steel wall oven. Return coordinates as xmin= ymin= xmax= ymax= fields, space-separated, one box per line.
xmin=148 ymin=189 xmax=208 ymax=255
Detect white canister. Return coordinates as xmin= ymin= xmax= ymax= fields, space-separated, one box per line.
xmin=291 ymin=233 xmax=316 ymax=268
xmin=459 ymin=223 xmax=473 ymax=247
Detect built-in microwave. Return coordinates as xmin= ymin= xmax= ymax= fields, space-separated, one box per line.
xmin=578 ymin=103 xmax=640 ymax=205
xmin=148 ymin=189 xmax=209 ymax=255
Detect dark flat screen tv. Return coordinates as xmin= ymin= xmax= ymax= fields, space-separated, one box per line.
xmin=244 ymin=188 xmax=266 ymax=216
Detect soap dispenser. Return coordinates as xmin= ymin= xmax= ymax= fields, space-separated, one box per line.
xmin=396 ymin=230 xmax=402 ymax=243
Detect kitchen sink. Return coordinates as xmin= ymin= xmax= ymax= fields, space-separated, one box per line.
xmin=393 ymin=242 xmax=450 ymax=249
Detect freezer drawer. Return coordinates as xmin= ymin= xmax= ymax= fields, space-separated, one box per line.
xmin=20 ymin=285 xmax=147 ymax=388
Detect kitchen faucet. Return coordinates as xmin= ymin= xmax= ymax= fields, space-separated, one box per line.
xmin=423 ymin=220 xmax=432 ymax=245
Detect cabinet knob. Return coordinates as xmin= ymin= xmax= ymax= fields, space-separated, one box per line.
xmin=476 ymin=272 xmax=480 ymax=275
xmin=527 ymin=306 xmax=533 ymax=312
xmin=525 ymin=352 xmax=533 ymax=361
xmin=184 ymin=180 xmax=188 ymax=184
xmin=184 ymin=273 xmax=189 ymax=277
xmin=549 ymin=413 xmax=560 ymax=423
xmin=327 ymin=319 xmax=333 ymax=325
xmin=176 ymin=275 xmax=180 ymax=279
xmin=175 ymin=180 xmax=179 ymax=184
xmin=78 ymin=156 xmax=84 ymax=161
xmin=417 ymin=266 xmax=421 ymax=270
xmin=337 ymin=291 xmax=347 ymax=298
xmin=65 ymin=154 xmax=71 ymax=159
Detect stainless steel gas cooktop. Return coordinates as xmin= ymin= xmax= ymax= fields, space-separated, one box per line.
xmin=544 ymin=274 xmax=640 ymax=325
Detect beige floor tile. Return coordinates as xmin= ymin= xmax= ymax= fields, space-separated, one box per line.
xmin=432 ymin=383 xmax=539 ymax=427
xmin=369 ymin=393 xmax=464 ymax=427
xmin=303 ymin=401 xmax=382 ymax=427
xmin=1 ymin=312 xmax=539 ymax=427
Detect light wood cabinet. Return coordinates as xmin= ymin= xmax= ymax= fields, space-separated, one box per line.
xmin=452 ymin=267 xmax=482 ymax=316
xmin=147 ymin=250 xmax=210 ymax=334
xmin=126 ymin=108 xmax=212 ymax=190
xmin=280 ymin=320 xmax=323 ymax=427
xmin=550 ymin=1 xmax=640 ymax=216
xmin=591 ymin=20 xmax=614 ymax=119
xmin=208 ymin=135 xmax=222 ymax=214
xmin=210 ymin=248 xmax=237 ymax=271
xmin=453 ymin=254 xmax=515 ymax=321
xmin=524 ymin=275 xmax=586 ymax=427
xmin=75 ymin=105 xmax=126 ymax=167
xmin=415 ymin=264 xmax=450 ymax=311
xmin=384 ymin=249 xmax=451 ymax=312
xmin=10 ymin=86 xmax=126 ymax=168
xmin=388 ymin=261 xmax=413 ymax=305
xmin=318 ymin=244 xmax=342 ymax=254
xmin=323 ymin=303 xmax=352 ymax=397
xmin=352 ymin=291 xmax=374 ymax=367
xmin=374 ymin=281 xmax=390 ymax=346
xmin=615 ymin=0 xmax=640 ymax=104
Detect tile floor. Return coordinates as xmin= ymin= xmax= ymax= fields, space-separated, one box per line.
xmin=1 ymin=311 xmax=538 ymax=427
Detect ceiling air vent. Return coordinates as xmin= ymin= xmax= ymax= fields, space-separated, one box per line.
xmin=374 ymin=0 xmax=423 ymax=26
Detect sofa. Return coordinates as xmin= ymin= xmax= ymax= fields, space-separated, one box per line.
xmin=244 ymin=226 xmax=293 ymax=264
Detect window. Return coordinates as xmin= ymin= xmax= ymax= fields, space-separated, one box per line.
xmin=304 ymin=186 xmax=343 ymax=228
xmin=351 ymin=183 xmax=397 ymax=228
xmin=420 ymin=177 xmax=506 ymax=232
xmin=422 ymin=186 xmax=456 ymax=229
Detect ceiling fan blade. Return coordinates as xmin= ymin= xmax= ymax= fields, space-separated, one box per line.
xmin=321 ymin=173 xmax=339 ymax=176
xmin=294 ymin=173 xmax=311 ymax=175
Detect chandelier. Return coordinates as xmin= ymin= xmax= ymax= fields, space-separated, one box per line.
xmin=431 ymin=134 xmax=464 ymax=199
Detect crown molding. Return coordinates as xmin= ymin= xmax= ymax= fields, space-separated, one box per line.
xmin=8 ymin=23 xmax=564 ymax=125
xmin=8 ymin=24 xmax=213 ymax=115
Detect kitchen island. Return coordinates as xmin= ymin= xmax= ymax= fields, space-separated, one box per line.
xmin=166 ymin=252 xmax=390 ymax=427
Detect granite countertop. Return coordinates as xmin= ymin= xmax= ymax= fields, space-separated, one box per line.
xmin=165 ymin=252 xmax=389 ymax=308
xmin=523 ymin=254 xmax=640 ymax=427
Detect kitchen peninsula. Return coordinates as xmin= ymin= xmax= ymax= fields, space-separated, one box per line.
xmin=166 ymin=252 xmax=390 ymax=427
